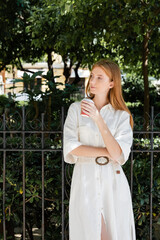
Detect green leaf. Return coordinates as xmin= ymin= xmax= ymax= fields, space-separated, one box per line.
xmin=31 ymin=71 xmax=44 ymax=80
xmin=29 ymin=197 xmax=34 ymax=203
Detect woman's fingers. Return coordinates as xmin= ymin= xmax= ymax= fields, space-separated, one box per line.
xmin=81 ymin=104 xmax=92 ymax=112
xmin=82 ymin=109 xmax=90 ymax=115
xmin=81 ymin=102 xmax=94 ymax=111
xmin=81 ymin=106 xmax=97 ymax=118
xmin=81 ymin=101 xmax=100 ymax=121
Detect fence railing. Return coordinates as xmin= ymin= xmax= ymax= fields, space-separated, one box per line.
xmin=130 ymin=107 xmax=160 ymax=240
xmin=0 ymin=107 xmax=64 ymax=240
xmin=0 ymin=106 xmax=160 ymax=240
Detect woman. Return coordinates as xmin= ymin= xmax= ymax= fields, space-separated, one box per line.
xmin=63 ymin=59 xmax=136 ymax=240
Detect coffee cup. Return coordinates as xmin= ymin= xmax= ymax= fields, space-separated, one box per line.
xmin=81 ymin=98 xmax=94 ymax=117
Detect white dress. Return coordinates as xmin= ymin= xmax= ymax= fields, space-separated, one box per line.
xmin=63 ymin=101 xmax=136 ymax=240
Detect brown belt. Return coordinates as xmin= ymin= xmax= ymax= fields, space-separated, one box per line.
xmin=95 ymin=156 xmax=109 ymax=165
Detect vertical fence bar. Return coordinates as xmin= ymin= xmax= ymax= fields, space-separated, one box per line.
xmin=61 ymin=107 xmax=65 ymax=240
xmin=41 ymin=113 xmax=45 ymax=240
xmin=150 ymin=107 xmax=154 ymax=240
xmin=22 ymin=107 xmax=26 ymax=240
xmin=130 ymin=113 xmax=134 ymax=197
xmin=130 ymin=149 xmax=134 ymax=197
xmin=3 ymin=113 xmax=6 ymax=240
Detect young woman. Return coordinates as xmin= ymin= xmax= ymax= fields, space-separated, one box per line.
xmin=63 ymin=59 xmax=136 ymax=240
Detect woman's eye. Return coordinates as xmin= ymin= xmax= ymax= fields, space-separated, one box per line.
xmin=98 ymin=77 xmax=102 ymax=80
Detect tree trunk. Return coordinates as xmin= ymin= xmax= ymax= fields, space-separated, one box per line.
xmin=47 ymin=49 xmax=54 ymax=79
xmin=17 ymin=57 xmax=35 ymax=74
xmin=47 ymin=95 xmax=52 ymax=131
xmin=33 ymin=101 xmax=39 ymax=120
xmin=62 ymin=56 xmax=72 ymax=84
xmin=0 ymin=221 xmax=15 ymax=240
xmin=26 ymin=222 xmax=34 ymax=240
xmin=142 ymin=31 xmax=150 ymax=131
xmin=72 ymin=62 xmax=81 ymax=85
xmin=2 ymin=69 xmax=5 ymax=93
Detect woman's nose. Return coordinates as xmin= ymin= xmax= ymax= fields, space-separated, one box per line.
xmin=90 ymin=77 xmax=96 ymax=83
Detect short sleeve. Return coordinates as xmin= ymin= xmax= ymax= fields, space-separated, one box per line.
xmin=63 ymin=103 xmax=82 ymax=164
xmin=114 ymin=111 xmax=133 ymax=165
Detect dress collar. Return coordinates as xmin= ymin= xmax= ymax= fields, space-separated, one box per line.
xmin=100 ymin=103 xmax=113 ymax=112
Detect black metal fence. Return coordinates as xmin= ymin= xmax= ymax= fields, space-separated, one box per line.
xmin=130 ymin=107 xmax=160 ymax=240
xmin=0 ymin=106 xmax=160 ymax=240
xmin=0 ymin=107 xmax=64 ymax=240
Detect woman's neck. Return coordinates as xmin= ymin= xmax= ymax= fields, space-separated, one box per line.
xmin=93 ymin=95 xmax=109 ymax=111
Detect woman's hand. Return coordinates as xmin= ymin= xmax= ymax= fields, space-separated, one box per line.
xmin=81 ymin=100 xmax=101 ymax=123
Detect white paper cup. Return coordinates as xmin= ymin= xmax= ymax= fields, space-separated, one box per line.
xmin=81 ymin=98 xmax=94 ymax=117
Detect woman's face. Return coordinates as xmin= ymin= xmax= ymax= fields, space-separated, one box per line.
xmin=89 ymin=66 xmax=114 ymax=96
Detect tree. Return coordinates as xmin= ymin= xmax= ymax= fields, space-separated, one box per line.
xmin=80 ymin=0 xmax=160 ymax=129
xmin=74 ymin=0 xmax=160 ymax=128
xmin=0 ymin=0 xmax=43 ymax=72
xmin=28 ymin=0 xmax=98 ymax=83
xmin=112 ymin=0 xmax=160 ymax=129
xmin=26 ymin=0 xmax=62 ymax=78
xmin=1 ymin=0 xmax=160 ymax=122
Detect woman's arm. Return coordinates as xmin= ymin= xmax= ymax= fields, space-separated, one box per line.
xmin=70 ymin=145 xmax=113 ymax=158
xmin=81 ymin=101 xmax=122 ymax=161
xmin=95 ymin=115 xmax=122 ymax=161
xmin=64 ymin=102 xmax=114 ymax=163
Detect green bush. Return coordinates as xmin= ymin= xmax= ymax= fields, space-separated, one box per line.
xmin=0 ymin=71 xmax=77 ymax=239
xmin=123 ymin=138 xmax=160 ymax=240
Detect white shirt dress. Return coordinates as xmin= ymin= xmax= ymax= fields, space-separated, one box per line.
xmin=63 ymin=101 xmax=136 ymax=240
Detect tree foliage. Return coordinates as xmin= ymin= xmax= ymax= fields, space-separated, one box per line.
xmin=0 ymin=0 xmax=43 ymax=71
xmin=1 ymin=1 xmax=160 ymax=98
xmin=60 ymin=0 xmax=160 ymax=125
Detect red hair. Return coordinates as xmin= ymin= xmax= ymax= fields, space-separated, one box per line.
xmin=86 ymin=59 xmax=134 ymax=128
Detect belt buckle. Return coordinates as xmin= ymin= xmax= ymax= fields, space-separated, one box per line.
xmin=95 ymin=156 xmax=109 ymax=165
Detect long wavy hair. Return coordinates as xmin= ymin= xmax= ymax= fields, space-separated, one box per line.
xmin=86 ymin=59 xmax=134 ymax=129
